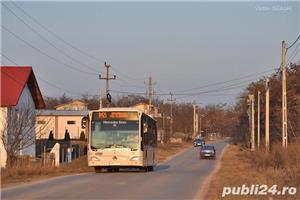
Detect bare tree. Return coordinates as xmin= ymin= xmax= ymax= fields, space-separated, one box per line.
xmin=0 ymin=101 xmax=48 ymax=166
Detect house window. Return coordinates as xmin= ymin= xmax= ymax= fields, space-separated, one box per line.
xmin=37 ymin=120 xmax=46 ymax=124
xmin=67 ymin=120 xmax=76 ymax=125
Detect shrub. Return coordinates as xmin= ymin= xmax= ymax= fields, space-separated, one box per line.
xmin=80 ymin=131 xmax=86 ymax=141
xmin=48 ymin=131 xmax=54 ymax=140
xmin=64 ymin=130 xmax=70 ymax=141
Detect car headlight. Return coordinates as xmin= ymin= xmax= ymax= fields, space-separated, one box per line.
xmin=130 ymin=156 xmax=140 ymax=161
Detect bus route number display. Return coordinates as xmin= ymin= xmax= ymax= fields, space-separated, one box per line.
xmin=96 ymin=111 xmax=138 ymax=120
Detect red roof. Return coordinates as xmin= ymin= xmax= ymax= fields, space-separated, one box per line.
xmin=1 ymin=66 xmax=45 ymax=108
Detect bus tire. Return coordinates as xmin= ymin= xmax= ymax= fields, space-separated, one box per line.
xmin=113 ymin=168 xmax=120 ymax=172
xmin=107 ymin=167 xmax=113 ymax=172
xmin=148 ymin=166 xmax=154 ymax=172
xmin=142 ymin=167 xmax=148 ymax=172
xmin=94 ymin=167 xmax=102 ymax=173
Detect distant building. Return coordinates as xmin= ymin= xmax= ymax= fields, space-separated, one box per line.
xmin=132 ymin=103 xmax=161 ymax=118
xmin=36 ymin=110 xmax=89 ymax=140
xmin=54 ymin=100 xmax=87 ymax=111
xmin=0 ymin=66 xmax=45 ymax=168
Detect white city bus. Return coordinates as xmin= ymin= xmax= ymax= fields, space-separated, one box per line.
xmin=82 ymin=108 xmax=157 ymax=173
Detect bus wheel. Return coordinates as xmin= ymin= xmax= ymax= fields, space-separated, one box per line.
xmin=107 ymin=167 xmax=113 ymax=172
xmin=142 ymin=167 xmax=148 ymax=172
xmin=113 ymin=168 xmax=120 ymax=172
xmin=148 ymin=166 xmax=154 ymax=172
xmin=94 ymin=167 xmax=102 ymax=173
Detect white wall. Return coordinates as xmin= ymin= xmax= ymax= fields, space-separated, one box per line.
xmin=36 ymin=115 xmax=55 ymax=139
xmin=0 ymin=84 xmax=36 ymax=167
xmin=0 ymin=107 xmax=8 ymax=168
xmin=57 ymin=116 xmax=85 ymax=139
xmin=36 ymin=115 xmax=85 ymax=140
xmin=15 ymin=85 xmax=36 ymax=157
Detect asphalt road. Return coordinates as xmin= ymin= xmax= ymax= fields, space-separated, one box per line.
xmin=1 ymin=139 xmax=229 ymax=200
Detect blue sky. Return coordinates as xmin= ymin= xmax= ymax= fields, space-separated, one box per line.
xmin=2 ymin=1 xmax=299 ymax=105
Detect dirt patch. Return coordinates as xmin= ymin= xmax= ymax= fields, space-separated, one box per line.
xmin=204 ymin=143 xmax=300 ymax=200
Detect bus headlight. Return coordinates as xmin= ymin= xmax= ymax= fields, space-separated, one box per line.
xmin=90 ymin=156 xmax=100 ymax=161
xmin=130 ymin=156 xmax=140 ymax=161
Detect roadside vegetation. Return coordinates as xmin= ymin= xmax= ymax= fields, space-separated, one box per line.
xmin=204 ymin=140 xmax=300 ymax=200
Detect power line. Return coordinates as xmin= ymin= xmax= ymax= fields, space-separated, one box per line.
xmin=286 ymin=43 xmax=300 ymax=63
xmin=1 ymin=53 xmax=18 ymax=65
xmin=111 ymin=69 xmax=273 ymax=97
xmin=10 ymin=1 xmax=103 ymax=66
xmin=9 ymin=1 xmax=147 ymax=82
xmin=173 ymin=68 xmax=276 ymax=93
xmin=176 ymin=83 xmax=250 ymax=100
xmin=2 ymin=25 xmax=96 ymax=76
xmin=0 ymin=52 xmax=82 ymax=96
xmin=3 ymin=3 xmax=100 ymax=74
xmin=287 ymin=34 xmax=300 ymax=50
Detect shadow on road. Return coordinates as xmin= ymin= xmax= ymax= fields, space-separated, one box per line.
xmin=155 ymin=165 xmax=170 ymax=171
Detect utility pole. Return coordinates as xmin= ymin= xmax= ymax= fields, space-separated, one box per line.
xmin=167 ymin=93 xmax=175 ymax=138
xmin=257 ymin=91 xmax=261 ymax=151
xmin=199 ymin=115 xmax=202 ymax=137
xmin=99 ymin=62 xmax=116 ymax=107
xmin=282 ymin=41 xmax=288 ymax=148
xmin=193 ymin=102 xmax=197 ymax=139
xmin=148 ymin=76 xmax=153 ymax=114
xmin=248 ymin=94 xmax=255 ymax=151
xmin=265 ymin=78 xmax=270 ymax=152
xmin=99 ymin=89 xmax=103 ymax=109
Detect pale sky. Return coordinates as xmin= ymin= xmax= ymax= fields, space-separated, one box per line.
xmin=1 ymin=1 xmax=299 ymax=105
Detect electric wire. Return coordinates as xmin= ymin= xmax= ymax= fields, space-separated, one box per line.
xmin=2 ymin=25 xmax=96 ymax=76
xmin=3 ymin=3 xmax=100 ymax=74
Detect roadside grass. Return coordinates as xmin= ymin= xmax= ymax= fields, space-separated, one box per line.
xmin=1 ymin=142 xmax=191 ymax=187
xmin=1 ymin=156 xmax=93 ymax=187
xmin=204 ymin=140 xmax=300 ymax=200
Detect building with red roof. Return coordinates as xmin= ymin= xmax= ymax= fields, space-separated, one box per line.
xmin=0 ymin=66 xmax=45 ymax=167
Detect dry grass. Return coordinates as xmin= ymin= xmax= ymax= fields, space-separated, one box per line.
xmin=204 ymin=140 xmax=300 ymax=200
xmin=1 ymin=142 xmax=191 ymax=188
xmin=1 ymin=156 xmax=93 ymax=187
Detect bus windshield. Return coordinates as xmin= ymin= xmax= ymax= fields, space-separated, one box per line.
xmin=91 ymin=120 xmax=139 ymax=150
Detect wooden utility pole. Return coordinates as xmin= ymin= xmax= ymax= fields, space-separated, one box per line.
xmin=257 ymin=90 xmax=261 ymax=151
xmin=248 ymin=94 xmax=255 ymax=151
xmin=167 ymin=93 xmax=175 ymax=138
xmin=99 ymin=62 xmax=116 ymax=106
xmin=282 ymin=41 xmax=288 ymax=148
xmin=265 ymin=78 xmax=270 ymax=152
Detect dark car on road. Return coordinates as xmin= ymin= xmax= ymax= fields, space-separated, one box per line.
xmin=194 ymin=139 xmax=205 ymax=147
xmin=200 ymin=145 xmax=216 ymax=159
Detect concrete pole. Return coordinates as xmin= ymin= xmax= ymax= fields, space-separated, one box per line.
xmin=265 ymin=78 xmax=270 ymax=152
xmin=282 ymin=41 xmax=288 ymax=148
xmin=257 ymin=91 xmax=260 ymax=151
xmin=99 ymin=89 xmax=103 ymax=109
xmin=250 ymin=94 xmax=255 ymax=151
xmin=193 ymin=103 xmax=196 ymax=139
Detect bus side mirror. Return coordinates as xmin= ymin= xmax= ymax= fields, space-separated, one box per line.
xmin=81 ymin=116 xmax=89 ymax=129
